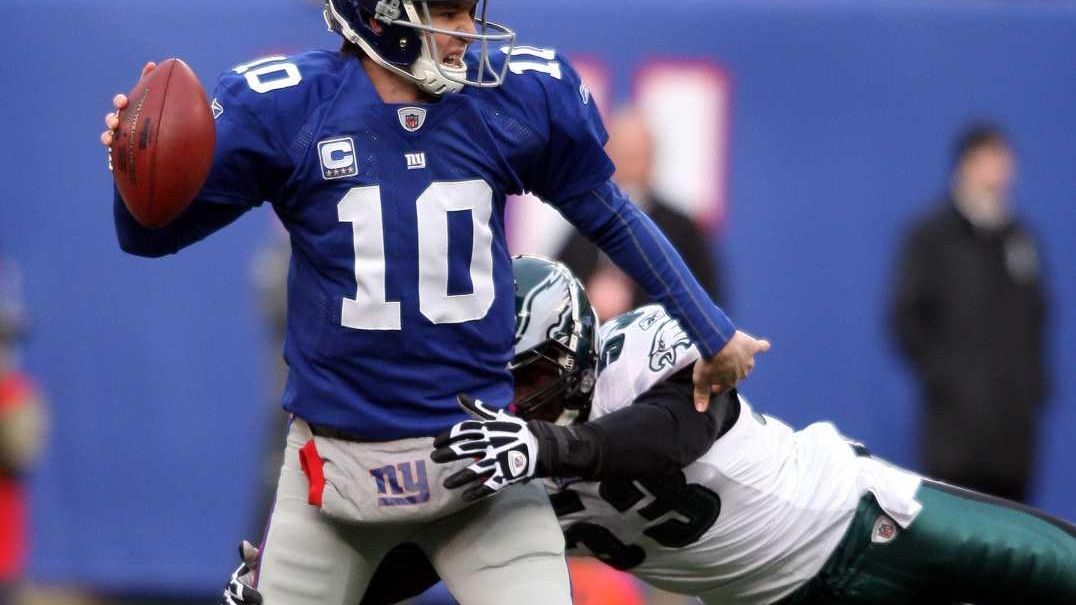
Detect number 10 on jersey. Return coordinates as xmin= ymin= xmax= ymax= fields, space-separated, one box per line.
xmin=337 ymin=180 xmax=495 ymax=330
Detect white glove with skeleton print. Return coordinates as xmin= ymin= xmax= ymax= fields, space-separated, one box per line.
xmin=431 ymin=394 xmax=539 ymax=502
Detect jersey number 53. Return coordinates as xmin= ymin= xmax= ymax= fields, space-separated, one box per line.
xmin=553 ymin=471 xmax=722 ymax=570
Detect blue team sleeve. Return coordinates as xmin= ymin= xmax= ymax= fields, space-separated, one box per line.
xmin=114 ymin=189 xmax=250 ymax=257
xmin=528 ymin=57 xmax=734 ymax=355
xmin=553 ymin=180 xmax=736 ymax=358
xmin=527 ymin=58 xmax=615 ymax=202
xmin=197 ymin=78 xmax=292 ymax=207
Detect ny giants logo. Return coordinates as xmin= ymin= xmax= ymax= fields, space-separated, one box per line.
xmin=370 ymin=460 xmax=431 ymax=506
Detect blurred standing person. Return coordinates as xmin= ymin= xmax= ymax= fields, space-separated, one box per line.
xmin=557 ymin=106 xmax=724 ymax=320
xmin=890 ymin=123 xmax=1048 ymax=503
xmin=0 ymin=258 xmax=47 ymax=605
xmin=248 ymin=221 xmax=292 ymax=539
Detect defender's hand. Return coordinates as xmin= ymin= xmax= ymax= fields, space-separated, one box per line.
xmin=693 ymin=330 xmax=771 ymax=411
xmin=220 ymin=540 xmax=263 ymax=605
xmin=431 ymin=395 xmax=539 ymax=502
xmin=100 ymin=62 xmax=157 ymax=150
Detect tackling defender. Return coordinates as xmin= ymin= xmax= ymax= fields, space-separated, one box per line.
xmin=222 ymin=255 xmax=1075 ymax=604
xmin=100 ymin=1 xmax=770 ymax=603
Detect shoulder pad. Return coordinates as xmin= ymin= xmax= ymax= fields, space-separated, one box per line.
xmin=212 ymin=50 xmax=347 ymax=157
xmin=216 ymin=51 xmax=343 ymax=116
xmin=592 ymin=305 xmax=700 ymax=417
xmin=492 ymin=44 xmax=583 ymax=94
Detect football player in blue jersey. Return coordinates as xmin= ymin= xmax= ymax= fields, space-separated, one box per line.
xmin=100 ymin=1 xmax=771 ymax=603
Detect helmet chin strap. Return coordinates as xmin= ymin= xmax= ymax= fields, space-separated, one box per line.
xmin=403 ymin=1 xmax=466 ymax=96
xmin=410 ymin=54 xmax=465 ymax=95
xmin=554 ymin=408 xmax=580 ymax=427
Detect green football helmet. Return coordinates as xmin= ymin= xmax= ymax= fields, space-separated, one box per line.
xmin=510 ymin=254 xmax=598 ymax=424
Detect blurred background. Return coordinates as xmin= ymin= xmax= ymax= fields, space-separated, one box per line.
xmin=0 ymin=0 xmax=1074 ymax=603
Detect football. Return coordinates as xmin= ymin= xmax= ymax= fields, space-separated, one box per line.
xmin=110 ymin=58 xmax=215 ymax=228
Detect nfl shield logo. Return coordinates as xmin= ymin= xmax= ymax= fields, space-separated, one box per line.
xmin=398 ymin=107 xmax=427 ymax=132
xmin=871 ymin=514 xmax=900 ymax=544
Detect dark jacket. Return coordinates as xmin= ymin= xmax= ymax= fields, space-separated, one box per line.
xmin=557 ymin=192 xmax=724 ymax=308
xmin=890 ymin=198 xmax=1048 ymax=488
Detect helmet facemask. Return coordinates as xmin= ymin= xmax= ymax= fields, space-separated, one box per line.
xmin=324 ymin=0 xmax=516 ymax=96
xmin=510 ymin=341 xmax=595 ymax=425
xmin=407 ymin=1 xmax=515 ymax=94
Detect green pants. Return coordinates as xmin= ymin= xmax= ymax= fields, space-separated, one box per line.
xmin=780 ymin=480 xmax=1076 ymax=604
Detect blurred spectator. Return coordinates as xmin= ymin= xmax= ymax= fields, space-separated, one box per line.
xmin=250 ymin=221 xmax=292 ymax=539
xmin=890 ymin=123 xmax=1048 ymax=503
xmin=0 ymin=258 xmax=47 ymax=605
xmin=556 ymin=106 xmax=724 ymax=320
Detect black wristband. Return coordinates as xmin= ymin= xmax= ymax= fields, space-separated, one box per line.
xmin=527 ymin=420 xmax=604 ymax=479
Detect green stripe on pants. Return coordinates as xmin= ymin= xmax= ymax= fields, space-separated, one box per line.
xmin=779 ymin=481 xmax=1076 ymax=604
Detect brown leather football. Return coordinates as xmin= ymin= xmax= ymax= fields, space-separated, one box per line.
xmin=111 ymin=58 xmax=215 ymax=228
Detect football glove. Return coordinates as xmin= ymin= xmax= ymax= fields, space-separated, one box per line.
xmin=431 ymin=394 xmax=539 ymax=502
xmin=220 ymin=540 xmax=263 ymax=605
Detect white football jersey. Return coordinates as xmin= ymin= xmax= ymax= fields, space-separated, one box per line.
xmin=548 ymin=306 xmax=923 ymax=604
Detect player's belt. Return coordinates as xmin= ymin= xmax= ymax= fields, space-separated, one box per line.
xmin=308 ymin=423 xmax=371 ymax=443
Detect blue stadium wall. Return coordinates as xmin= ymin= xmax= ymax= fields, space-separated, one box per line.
xmin=0 ymin=0 xmax=1073 ymax=594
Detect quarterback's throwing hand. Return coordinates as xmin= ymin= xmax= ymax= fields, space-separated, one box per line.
xmin=220 ymin=541 xmax=263 ymax=605
xmin=693 ymin=330 xmax=771 ymax=412
xmin=100 ymin=62 xmax=157 ymax=149
xmin=431 ymin=394 xmax=539 ymax=502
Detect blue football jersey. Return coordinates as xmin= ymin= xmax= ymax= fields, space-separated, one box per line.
xmin=198 ymin=47 xmax=613 ymax=439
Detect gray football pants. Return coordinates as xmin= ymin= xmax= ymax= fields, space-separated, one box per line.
xmin=255 ymin=419 xmax=573 ymax=605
